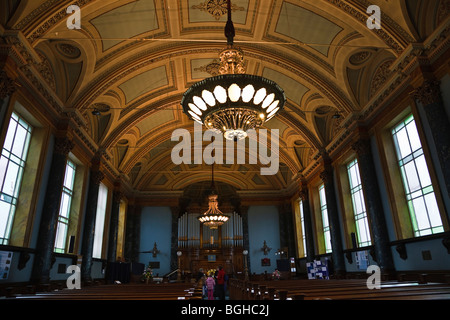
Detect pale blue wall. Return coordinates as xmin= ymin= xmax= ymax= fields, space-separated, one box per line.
xmin=139 ymin=207 xmax=172 ymax=276
xmin=247 ymin=205 xmax=280 ymax=275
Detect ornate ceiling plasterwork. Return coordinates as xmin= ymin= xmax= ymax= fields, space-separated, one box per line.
xmin=1 ymin=0 xmax=448 ymax=198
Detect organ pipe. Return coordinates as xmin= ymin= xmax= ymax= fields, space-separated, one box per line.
xmin=178 ymin=211 xmax=243 ymax=248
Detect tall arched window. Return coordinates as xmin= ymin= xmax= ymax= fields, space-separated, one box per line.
xmin=318 ymin=184 xmax=332 ymax=253
xmin=391 ymin=114 xmax=443 ymax=237
xmin=347 ymin=158 xmax=371 ymax=247
xmin=0 ymin=113 xmax=32 ymax=245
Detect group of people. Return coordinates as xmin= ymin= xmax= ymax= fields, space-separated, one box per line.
xmin=197 ymin=266 xmax=227 ymax=300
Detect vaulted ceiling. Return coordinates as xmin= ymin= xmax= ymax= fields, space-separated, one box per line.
xmin=1 ymin=0 xmax=448 ymax=199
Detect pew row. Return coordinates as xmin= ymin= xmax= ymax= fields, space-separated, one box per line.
xmin=7 ymin=283 xmax=203 ymax=300
xmin=228 ymin=278 xmax=450 ymax=300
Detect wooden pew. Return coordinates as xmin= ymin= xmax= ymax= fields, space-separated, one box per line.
xmin=10 ymin=282 xmax=202 ymax=300
xmin=229 ymin=278 xmax=450 ymax=301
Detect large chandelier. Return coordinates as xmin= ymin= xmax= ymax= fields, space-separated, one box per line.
xmin=198 ymin=165 xmax=229 ymax=229
xmin=181 ymin=0 xmax=286 ymax=141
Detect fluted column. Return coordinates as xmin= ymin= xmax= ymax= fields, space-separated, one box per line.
xmin=412 ymin=79 xmax=450 ymax=198
xmin=80 ymin=162 xmax=105 ymax=282
xmin=352 ymin=137 xmax=395 ymax=275
xmin=299 ymin=181 xmax=315 ymax=262
xmin=31 ymin=136 xmax=74 ymax=284
xmin=320 ymin=155 xmax=345 ymax=276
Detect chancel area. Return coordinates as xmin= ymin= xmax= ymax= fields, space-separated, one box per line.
xmin=0 ymin=0 xmax=450 ymax=301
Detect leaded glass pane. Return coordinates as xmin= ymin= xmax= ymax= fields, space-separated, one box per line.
xmin=392 ymin=115 xmax=443 ymax=236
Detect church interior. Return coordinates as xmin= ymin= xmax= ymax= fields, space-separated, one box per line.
xmin=0 ymin=0 xmax=450 ymax=302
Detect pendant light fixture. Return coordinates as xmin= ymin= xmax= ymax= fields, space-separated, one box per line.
xmin=181 ymin=0 xmax=286 ymax=141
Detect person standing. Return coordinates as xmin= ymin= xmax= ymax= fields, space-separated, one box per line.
xmin=205 ymin=273 xmax=216 ymax=300
xmin=216 ymin=265 xmax=226 ymax=300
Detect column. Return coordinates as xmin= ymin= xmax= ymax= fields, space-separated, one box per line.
xmin=124 ymin=201 xmax=141 ymax=263
xmin=107 ymin=189 xmax=123 ymax=263
xmin=299 ymin=180 xmax=315 ymax=262
xmin=170 ymin=206 xmax=180 ymax=272
xmin=0 ymin=60 xmax=18 ymax=134
xmin=352 ymin=137 xmax=395 ymax=275
xmin=320 ymin=154 xmax=346 ymax=276
xmin=80 ymin=158 xmax=105 ymax=283
xmin=31 ymin=136 xmax=74 ymax=284
xmin=278 ymin=203 xmax=296 ymax=259
xmin=240 ymin=205 xmax=251 ymax=274
xmin=412 ymin=79 xmax=450 ymax=198
xmin=0 ymin=70 xmax=16 ymax=132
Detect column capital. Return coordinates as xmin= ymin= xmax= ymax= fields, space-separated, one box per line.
xmin=90 ymin=170 xmax=105 ymax=186
xmin=54 ymin=136 xmax=75 ymax=156
xmin=298 ymin=179 xmax=309 ymax=201
xmin=113 ymin=190 xmax=124 ymax=204
xmin=412 ymin=79 xmax=442 ymax=105
xmin=299 ymin=190 xmax=308 ymax=201
xmin=0 ymin=70 xmax=17 ymax=99
xmin=351 ymin=139 xmax=371 ymax=157
xmin=319 ymin=168 xmax=333 ymax=184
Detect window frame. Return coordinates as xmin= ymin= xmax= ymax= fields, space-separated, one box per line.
xmin=0 ymin=112 xmax=33 ymax=245
xmin=346 ymin=158 xmax=372 ymax=247
xmin=318 ymin=183 xmax=332 ymax=253
xmin=374 ymin=102 xmax=448 ymax=240
xmin=92 ymin=183 xmax=108 ymax=259
xmin=391 ymin=114 xmax=444 ymax=237
xmin=54 ymin=159 xmax=77 ymax=253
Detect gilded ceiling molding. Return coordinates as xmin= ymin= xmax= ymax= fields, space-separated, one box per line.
xmin=125 ymin=127 xmax=296 ymax=176
xmin=369 ymin=59 xmax=395 ymax=98
xmin=194 ymin=59 xmax=221 ymax=76
xmin=76 ymin=46 xmax=219 ymax=113
xmin=35 ymin=50 xmax=56 ymax=91
xmin=278 ymin=108 xmax=322 ymax=150
xmin=191 ymin=0 xmax=245 ymax=21
xmin=100 ymin=95 xmax=181 ymax=150
xmin=119 ymin=61 xmax=178 ymax=119
xmin=249 ymin=50 xmax=355 ymax=113
xmin=17 ymin=0 xmax=95 ymax=43
xmin=323 ymin=0 xmax=412 ymax=54
xmin=76 ymin=41 xmax=355 ymax=118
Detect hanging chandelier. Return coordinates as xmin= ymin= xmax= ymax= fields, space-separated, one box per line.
xmin=198 ymin=192 xmax=229 ymax=229
xmin=198 ymin=165 xmax=229 ymax=229
xmin=181 ymin=0 xmax=286 ymax=141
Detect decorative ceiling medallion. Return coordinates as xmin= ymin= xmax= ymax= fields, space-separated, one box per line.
xmin=192 ymin=0 xmax=245 ymax=20
xmin=194 ymin=59 xmax=222 ymax=76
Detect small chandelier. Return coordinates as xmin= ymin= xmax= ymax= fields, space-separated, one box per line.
xmin=198 ymin=192 xmax=229 ymax=229
xmin=198 ymin=165 xmax=229 ymax=229
xmin=181 ymin=0 xmax=286 ymax=141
